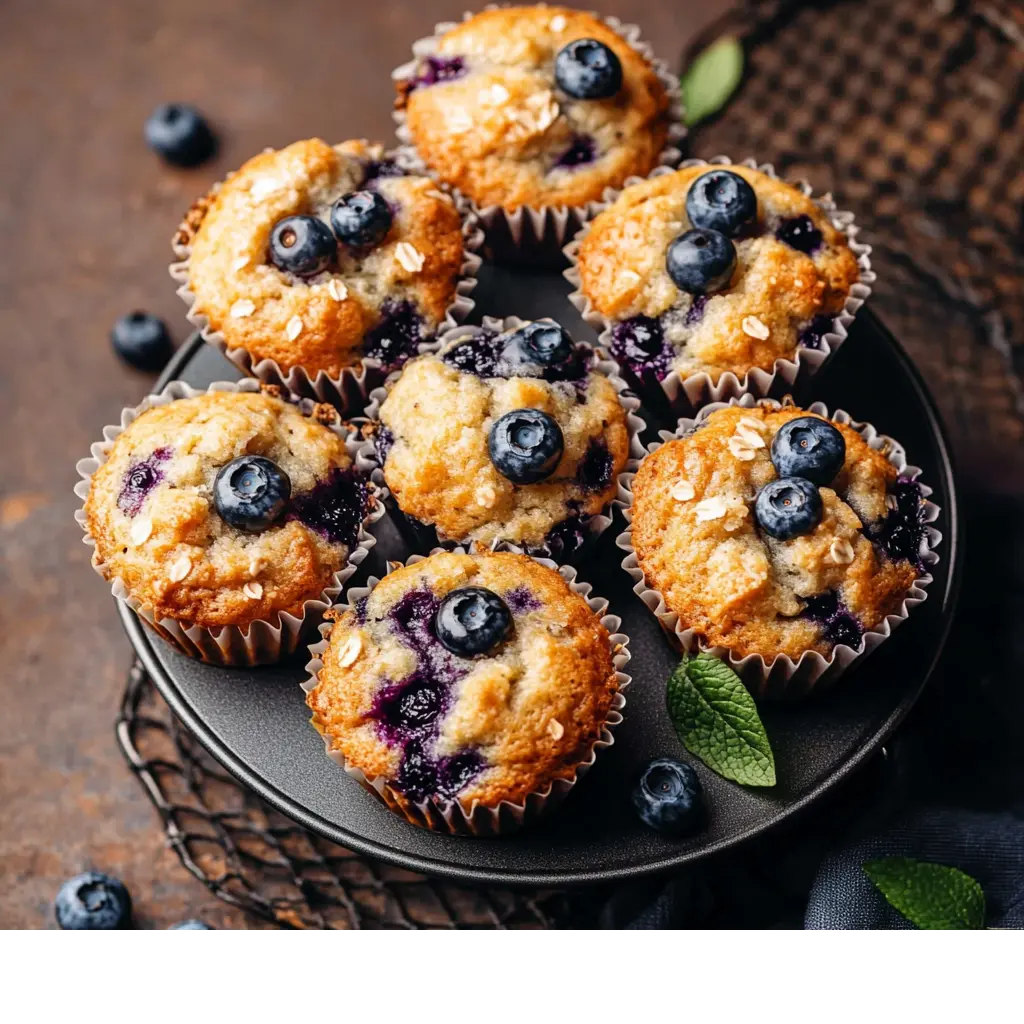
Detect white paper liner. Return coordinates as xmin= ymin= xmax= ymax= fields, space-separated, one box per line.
xmin=563 ymin=156 xmax=877 ymax=415
xmin=302 ymin=547 xmax=631 ymax=835
xmin=360 ymin=314 xmax=647 ymax=560
xmin=390 ymin=5 xmax=687 ymax=267
xmin=615 ymin=395 xmax=942 ymax=699
xmin=73 ymin=379 xmax=385 ymax=666
xmin=169 ymin=149 xmax=484 ymax=415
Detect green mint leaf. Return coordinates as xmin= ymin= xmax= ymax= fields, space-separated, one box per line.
xmin=666 ymin=652 xmax=776 ymax=787
xmin=681 ymin=36 xmax=744 ymax=126
xmin=863 ymin=858 xmax=986 ymax=930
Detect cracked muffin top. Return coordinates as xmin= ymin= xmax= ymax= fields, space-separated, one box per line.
xmin=306 ymin=551 xmax=619 ymax=810
xmin=630 ymin=403 xmax=927 ymax=662
xmin=576 ymin=165 xmax=862 ymax=384
xmin=374 ymin=320 xmax=631 ymax=551
xmin=394 ymin=6 xmax=673 ymax=211
xmin=175 ymin=138 xmax=468 ymax=379
xmin=84 ymin=389 xmax=372 ymax=629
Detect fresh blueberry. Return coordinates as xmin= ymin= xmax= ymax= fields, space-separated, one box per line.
xmin=776 ymin=214 xmax=823 ymax=254
xmin=435 ymin=586 xmax=512 ymax=657
xmin=500 ymin=321 xmax=574 ymax=373
xmin=111 ymin=312 xmax=174 ymax=373
xmin=488 ymin=409 xmax=564 ymax=484
xmin=330 ymin=190 xmax=393 ymax=248
xmin=169 ymin=919 xmax=212 ymax=930
xmin=554 ymin=39 xmax=623 ymax=100
xmin=213 ymin=456 xmax=291 ymax=532
xmin=632 ymin=759 xmax=705 ymax=837
xmin=54 ymin=872 xmax=132 ymax=930
xmin=771 ymin=416 xmax=846 ymax=486
xmin=755 ymin=477 xmax=823 ymax=540
xmin=666 ymin=228 xmax=736 ymax=295
xmin=144 ymin=103 xmax=216 ymax=167
xmin=269 ymin=215 xmax=336 ymax=277
xmin=685 ymin=170 xmax=758 ymax=237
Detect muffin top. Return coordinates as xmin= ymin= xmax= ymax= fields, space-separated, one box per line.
xmin=375 ymin=320 xmax=631 ymax=550
xmin=306 ymin=551 xmax=619 ymax=809
xmin=394 ymin=6 xmax=672 ymax=211
xmin=176 ymin=138 xmax=467 ymax=379
xmin=630 ymin=403 xmax=926 ymax=661
xmin=577 ymin=165 xmax=862 ymax=384
xmin=84 ymin=389 xmax=371 ymax=629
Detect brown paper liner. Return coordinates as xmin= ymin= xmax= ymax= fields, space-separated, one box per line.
xmin=360 ymin=315 xmax=647 ymax=560
xmin=169 ymin=148 xmax=484 ymax=415
xmin=615 ymin=395 xmax=941 ymax=699
xmin=73 ymin=379 xmax=385 ymax=666
xmin=302 ymin=548 xmax=631 ymax=835
xmin=564 ymin=156 xmax=876 ymax=415
xmin=391 ymin=6 xmax=686 ymax=268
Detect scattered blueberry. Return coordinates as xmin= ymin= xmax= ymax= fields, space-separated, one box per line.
xmin=554 ymin=39 xmax=622 ymax=100
xmin=802 ymin=591 xmax=864 ymax=650
xmin=111 ymin=312 xmax=174 ymax=372
xmin=684 ymin=294 xmax=709 ymax=327
xmin=435 ymin=586 xmax=513 ymax=657
xmin=755 ymin=477 xmax=823 ymax=540
xmin=500 ymin=321 xmax=574 ymax=373
xmin=776 ymin=214 xmax=823 ymax=254
xmin=877 ymin=478 xmax=927 ymax=566
xmin=666 ymin=228 xmax=736 ymax=295
xmin=363 ymin=299 xmax=424 ymax=367
xmin=414 ymin=55 xmax=467 ymax=89
xmin=798 ymin=314 xmax=835 ymax=350
xmin=488 ymin=409 xmax=564 ymax=484
xmin=685 ymin=170 xmax=758 ymax=237
xmin=144 ymin=103 xmax=216 ymax=167
xmin=610 ymin=315 xmax=672 ymax=380
xmin=632 ymin=759 xmax=705 ymax=837
xmin=576 ymin=438 xmax=613 ymax=492
xmin=117 ymin=447 xmax=172 ymax=516
xmin=213 ymin=456 xmax=291 ymax=532
xmin=372 ymin=675 xmax=448 ymax=742
xmin=54 ymin=872 xmax=132 ymax=930
xmin=169 ymin=919 xmax=212 ymax=930
xmin=269 ymin=215 xmax=336 ymax=277
xmin=771 ymin=416 xmax=846 ymax=486
xmin=554 ymin=134 xmax=597 ymax=168
xmin=330 ymin=190 xmax=393 ymax=248
xmin=287 ymin=469 xmax=370 ymax=547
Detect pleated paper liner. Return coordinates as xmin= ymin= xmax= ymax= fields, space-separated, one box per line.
xmin=302 ymin=547 xmax=631 ymax=836
xmin=360 ymin=314 xmax=648 ymax=561
xmin=74 ymin=379 xmax=385 ymax=666
xmin=615 ymin=395 xmax=942 ymax=699
xmin=564 ymin=156 xmax=876 ymax=416
xmin=391 ymin=6 xmax=686 ymax=269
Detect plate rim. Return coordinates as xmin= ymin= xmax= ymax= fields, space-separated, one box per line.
xmin=121 ymin=316 xmax=963 ymax=887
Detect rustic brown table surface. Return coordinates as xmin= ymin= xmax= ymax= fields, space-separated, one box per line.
xmin=0 ymin=0 xmax=736 ymax=929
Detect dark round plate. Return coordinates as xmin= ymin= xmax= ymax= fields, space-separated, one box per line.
xmin=121 ymin=264 xmax=962 ymax=886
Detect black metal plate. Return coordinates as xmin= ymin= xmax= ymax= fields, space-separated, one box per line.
xmin=120 ymin=264 xmax=962 ymax=886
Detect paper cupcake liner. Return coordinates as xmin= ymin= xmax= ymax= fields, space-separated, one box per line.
xmin=615 ymin=395 xmax=942 ymax=699
xmin=564 ymin=156 xmax=876 ymax=415
xmin=74 ymin=379 xmax=385 ymax=667
xmin=360 ymin=315 xmax=647 ymax=561
xmin=302 ymin=547 xmax=631 ymax=835
xmin=169 ymin=151 xmax=484 ymax=415
xmin=391 ymin=6 xmax=686 ymax=268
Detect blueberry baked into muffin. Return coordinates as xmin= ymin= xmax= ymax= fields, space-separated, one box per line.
xmin=572 ymin=164 xmax=866 ymax=403
xmin=79 ymin=386 xmax=375 ymax=661
xmin=371 ymin=318 xmax=634 ymax=553
xmin=627 ymin=402 xmax=932 ymax=686
xmin=393 ymin=6 xmax=676 ymax=214
xmin=305 ymin=551 xmax=625 ymax=833
xmin=173 ymin=138 xmax=476 ymax=386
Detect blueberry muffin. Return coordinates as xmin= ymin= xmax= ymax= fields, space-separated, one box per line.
xmin=575 ymin=165 xmax=864 ymax=387
xmin=82 ymin=389 xmax=372 ymax=633
xmin=374 ymin=319 xmax=632 ymax=551
xmin=629 ymin=403 xmax=929 ymax=665
xmin=174 ymin=138 xmax=472 ymax=380
xmin=394 ymin=6 xmax=675 ymax=212
xmin=306 ymin=551 xmax=621 ymax=828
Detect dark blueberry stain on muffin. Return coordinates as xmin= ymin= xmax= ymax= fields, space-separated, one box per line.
xmin=413 ymin=55 xmax=467 ymax=90
xmin=363 ymin=299 xmax=424 ymax=368
xmin=354 ymin=596 xmax=369 ymax=624
xmin=875 ymin=477 xmax=927 ymax=568
xmin=504 ymin=586 xmax=541 ymax=614
xmin=610 ymin=315 xmax=673 ymax=381
xmin=545 ymin=511 xmax=588 ymax=558
xmin=776 ymin=214 xmax=823 ymax=255
xmin=374 ymin=426 xmax=394 ymax=467
xmin=361 ymin=158 xmax=404 ymax=186
xmin=442 ymin=329 xmax=588 ymax=383
xmin=287 ymin=469 xmax=369 ymax=547
xmin=371 ymin=673 xmax=450 ymax=745
xmin=684 ymin=294 xmax=708 ymax=327
xmin=554 ymin=135 xmax=597 ymax=170
xmin=117 ymin=447 xmax=172 ymax=517
xmin=798 ymin=314 xmax=835 ymax=350
xmin=396 ymin=739 xmax=483 ymax=802
xmin=801 ymin=591 xmax=864 ymax=650
xmin=577 ymin=439 xmax=614 ymax=492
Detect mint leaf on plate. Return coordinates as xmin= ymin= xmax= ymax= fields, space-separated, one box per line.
xmin=681 ymin=36 xmax=744 ymax=127
xmin=666 ymin=653 xmax=776 ymax=787
xmin=863 ymin=858 xmax=986 ymax=930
